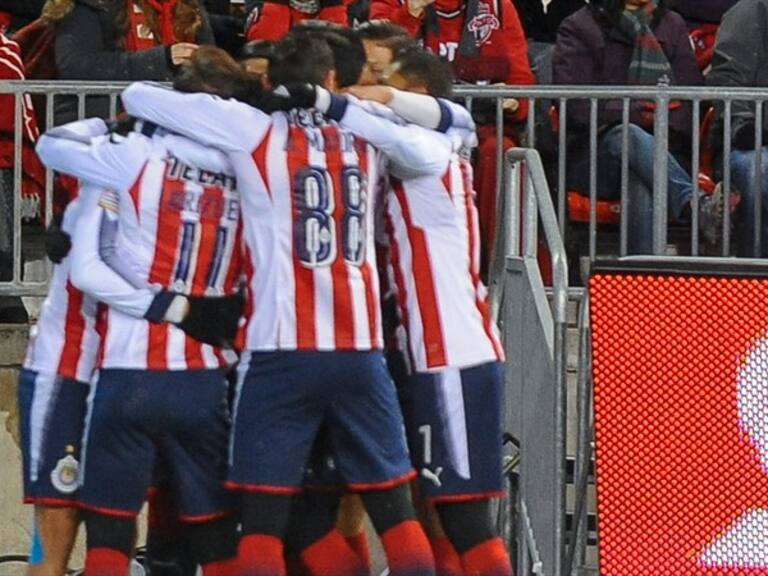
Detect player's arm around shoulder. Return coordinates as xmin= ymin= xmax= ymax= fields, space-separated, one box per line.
xmin=319 ymin=88 xmax=453 ymax=177
xmin=121 ymin=81 xmax=272 ymax=154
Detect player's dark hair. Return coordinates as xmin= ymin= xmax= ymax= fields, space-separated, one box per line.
xmin=269 ymin=35 xmax=335 ymax=86
xmin=355 ymin=19 xmax=410 ymax=41
xmin=286 ymin=26 xmax=366 ymax=88
xmin=391 ymin=47 xmax=454 ymax=99
xmin=173 ymin=45 xmax=262 ymax=105
xmin=238 ymin=39 xmax=274 ymax=62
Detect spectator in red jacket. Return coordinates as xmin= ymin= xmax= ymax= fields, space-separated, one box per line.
xmin=370 ymin=0 xmax=536 ymax=275
xmin=245 ymin=0 xmax=349 ymax=41
xmin=0 ymin=23 xmax=45 ymax=321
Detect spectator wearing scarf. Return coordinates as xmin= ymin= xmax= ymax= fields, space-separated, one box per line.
xmin=553 ymin=0 xmax=724 ymax=254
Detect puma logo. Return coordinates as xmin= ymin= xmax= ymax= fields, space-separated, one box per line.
xmin=421 ymin=467 xmax=444 ymax=487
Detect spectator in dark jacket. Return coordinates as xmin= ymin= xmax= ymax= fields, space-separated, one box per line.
xmin=43 ymin=0 xmax=214 ymax=121
xmin=513 ymin=0 xmax=584 ymax=42
xmin=553 ymin=0 xmax=721 ymax=254
xmin=708 ymin=0 xmax=768 ymax=256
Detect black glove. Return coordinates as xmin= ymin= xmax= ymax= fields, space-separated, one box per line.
xmin=180 ymin=291 xmax=245 ymax=347
xmin=44 ymin=215 xmax=72 ymax=264
xmin=106 ymin=116 xmax=138 ymax=136
xmin=259 ymin=83 xmax=317 ymax=113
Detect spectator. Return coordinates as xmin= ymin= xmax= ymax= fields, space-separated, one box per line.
xmin=244 ymin=0 xmax=349 ymax=41
xmin=43 ymin=0 xmax=214 ymax=121
xmin=0 ymin=21 xmax=45 ymax=321
xmin=370 ymin=0 xmax=536 ymax=275
xmin=707 ymin=0 xmax=768 ymax=256
xmin=0 ymin=0 xmax=45 ymax=32
xmin=553 ymin=0 xmax=722 ymax=254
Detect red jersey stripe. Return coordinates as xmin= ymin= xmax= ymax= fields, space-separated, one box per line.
xmin=252 ymin=126 xmax=273 ymax=200
xmin=459 ymin=161 xmax=503 ymax=360
xmin=392 ymin=181 xmax=447 ymax=368
xmin=384 ymin=205 xmax=417 ymax=369
xmin=323 ymin=127 xmax=355 ymax=347
xmin=147 ymin=177 xmax=186 ymax=370
xmin=355 ymin=142 xmax=378 ymax=345
xmin=129 ymin=165 xmax=146 ymax=219
xmin=286 ymin=126 xmax=317 ymax=349
xmin=56 ymin=281 xmax=86 ymax=379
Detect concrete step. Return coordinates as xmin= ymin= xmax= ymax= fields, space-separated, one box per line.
xmin=0 ymin=325 xmax=29 ymax=367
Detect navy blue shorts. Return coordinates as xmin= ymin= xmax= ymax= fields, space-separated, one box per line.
xmin=228 ymin=350 xmax=414 ymax=493
xmin=18 ymin=369 xmax=89 ymax=505
xmin=79 ymin=369 xmax=232 ymax=520
xmin=400 ymin=362 xmax=505 ymax=502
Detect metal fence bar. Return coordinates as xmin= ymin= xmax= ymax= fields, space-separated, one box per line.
xmin=12 ymin=92 xmax=22 ymax=284
xmin=619 ymin=100 xmax=630 ymax=257
xmin=754 ymin=101 xmax=763 ymax=257
xmin=558 ymin=98 xmax=567 ymax=238
xmin=723 ymin=101 xmax=733 ymax=256
xmin=691 ymin=100 xmax=701 ymax=256
xmin=588 ymin=99 xmax=598 ymax=262
xmin=652 ymin=94 xmax=670 ymax=254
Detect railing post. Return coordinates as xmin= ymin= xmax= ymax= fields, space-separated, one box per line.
xmin=653 ymin=92 xmax=670 ymax=254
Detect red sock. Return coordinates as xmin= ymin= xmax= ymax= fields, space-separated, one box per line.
xmin=460 ymin=538 xmax=512 ymax=576
xmin=202 ymin=558 xmax=240 ymax=576
xmin=300 ymin=529 xmax=367 ymax=576
xmin=345 ymin=532 xmax=371 ymax=573
xmin=84 ymin=548 xmax=130 ymax=576
xmin=237 ymin=534 xmax=286 ymax=576
xmin=430 ymin=536 xmax=463 ymax=576
xmin=380 ymin=520 xmax=435 ymax=576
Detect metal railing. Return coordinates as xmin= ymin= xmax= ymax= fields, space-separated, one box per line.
xmin=4 ymin=81 xmax=768 ymax=294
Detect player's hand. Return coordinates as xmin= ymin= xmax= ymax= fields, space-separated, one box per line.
xmin=344 ymin=85 xmax=395 ymax=105
xmin=44 ymin=216 xmax=72 ymax=264
xmin=407 ymin=0 xmax=436 ymax=17
xmin=259 ymin=83 xmax=318 ymax=113
xmin=170 ymin=43 xmax=199 ymax=66
xmin=180 ymin=291 xmax=245 ymax=348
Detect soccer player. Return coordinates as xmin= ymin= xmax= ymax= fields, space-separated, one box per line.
xmin=347 ymin=47 xmax=512 ymax=576
xmin=18 ymin=180 xmax=99 ymax=576
xmin=121 ymin=35 xmax=469 ymax=576
xmin=35 ymin=70 xmax=247 ymax=575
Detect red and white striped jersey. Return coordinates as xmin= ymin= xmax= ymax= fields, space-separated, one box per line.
xmin=122 ymin=82 xmax=451 ymax=352
xmin=23 ymin=187 xmax=100 ymax=383
xmin=36 ymin=123 xmax=243 ymax=371
xmin=384 ymin=145 xmax=504 ymax=373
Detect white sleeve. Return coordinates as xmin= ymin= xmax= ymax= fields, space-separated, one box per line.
xmin=320 ymin=90 xmax=452 ymax=177
xmin=36 ymin=131 xmax=146 ymax=193
xmin=69 ymin=186 xmax=159 ymax=318
xmin=121 ymin=82 xmax=271 ymax=152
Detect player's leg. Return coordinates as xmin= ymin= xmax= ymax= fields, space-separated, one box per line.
xmin=411 ymin=363 xmax=511 ymax=576
xmin=336 ymin=495 xmax=371 ymax=572
xmin=283 ymin=427 xmax=366 ymax=576
xmin=227 ymin=352 xmax=328 ymax=575
xmin=77 ymin=370 xmax=158 ymax=576
xmin=155 ymin=368 xmax=240 ymax=575
xmin=18 ymin=370 xmax=89 ymax=576
xmin=145 ymin=482 xmax=196 ymax=576
xmin=328 ymin=351 xmax=435 ymax=576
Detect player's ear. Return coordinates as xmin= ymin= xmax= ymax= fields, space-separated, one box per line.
xmin=324 ymin=69 xmax=337 ymax=92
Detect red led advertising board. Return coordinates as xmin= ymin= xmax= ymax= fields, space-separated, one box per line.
xmin=590 ymin=269 xmax=768 ymax=574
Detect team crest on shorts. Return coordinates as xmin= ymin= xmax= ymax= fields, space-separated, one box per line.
xmin=467 ymin=3 xmax=500 ymax=46
xmin=51 ymin=449 xmax=79 ymax=495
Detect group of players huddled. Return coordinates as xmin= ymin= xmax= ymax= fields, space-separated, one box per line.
xmin=20 ymin=20 xmax=510 ymax=576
